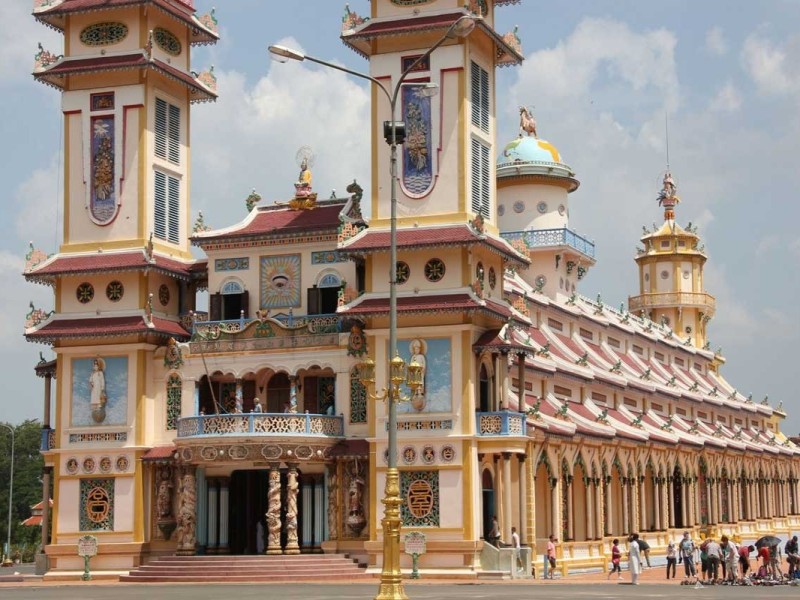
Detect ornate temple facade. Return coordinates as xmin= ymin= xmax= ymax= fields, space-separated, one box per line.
xmin=23 ymin=0 xmax=800 ymax=579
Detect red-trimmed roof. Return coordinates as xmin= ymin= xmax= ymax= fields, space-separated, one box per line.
xmin=341 ymin=224 xmax=529 ymax=266
xmin=25 ymin=250 xmax=195 ymax=282
xmin=22 ymin=515 xmax=44 ymax=527
xmin=341 ymin=11 xmax=523 ymax=66
xmin=34 ymin=54 xmax=216 ymax=102
xmin=340 ymin=293 xmax=521 ymax=324
xmin=34 ymin=0 xmax=218 ymax=45
xmin=192 ymin=201 xmax=346 ymax=245
xmin=26 ymin=315 xmax=189 ymax=343
xmin=142 ymin=445 xmax=177 ymax=461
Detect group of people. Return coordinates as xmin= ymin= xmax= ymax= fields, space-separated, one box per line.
xmin=609 ymin=531 xmax=800 ymax=585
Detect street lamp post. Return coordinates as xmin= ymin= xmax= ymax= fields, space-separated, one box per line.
xmin=269 ymin=14 xmax=475 ymax=600
xmin=1 ymin=424 xmax=14 ymax=566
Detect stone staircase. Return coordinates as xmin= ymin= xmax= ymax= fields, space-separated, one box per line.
xmin=120 ymin=553 xmax=372 ymax=583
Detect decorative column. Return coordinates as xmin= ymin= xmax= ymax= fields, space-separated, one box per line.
xmin=517 ymin=353 xmax=526 ymax=410
xmin=667 ymin=477 xmax=675 ymax=528
xmin=302 ymin=477 xmax=314 ymax=550
xmin=285 ymin=463 xmax=300 ymax=554
xmin=326 ymin=463 xmax=339 ymax=541
xmin=235 ymin=379 xmax=243 ymax=413
xmin=595 ymin=479 xmax=603 ymax=539
xmin=266 ymin=463 xmax=283 ymax=554
xmin=621 ymin=480 xmax=630 ymax=535
xmin=218 ymin=477 xmax=230 ymax=553
xmin=176 ymin=466 xmax=197 ymax=555
xmin=517 ymin=456 xmax=527 ymax=544
xmin=605 ymin=479 xmax=613 ymax=536
xmin=586 ymin=478 xmax=595 ymax=540
xmin=40 ymin=371 xmax=52 ymax=556
xmin=502 ymin=453 xmax=513 ymax=540
xmin=196 ymin=469 xmax=208 ymax=551
xmin=566 ymin=475 xmax=574 ymax=541
xmin=653 ymin=478 xmax=661 ymax=531
xmin=638 ymin=477 xmax=646 ymax=531
xmin=206 ymin=478 xmax=219 ymax=553
xmin=313 ymin=477 xmax=324 ymax=549
xmin=550 ymin=478 xmax=560 ymax=541
xmin=289 ymin=376 xmax=299 ymax=413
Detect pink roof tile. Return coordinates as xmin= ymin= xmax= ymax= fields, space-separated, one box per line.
xmin=26 ymin=316 xmax=189 ymax=342
xmin=340 ymin=293 xmax=521 ymax=325
xmin=25 ymin=251 xmax=195 ymax=281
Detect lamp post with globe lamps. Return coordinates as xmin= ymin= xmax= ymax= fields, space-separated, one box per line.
xmin=1 ymin=424 xmax=14 ymax=567
xmin=269 ymin=14 xmax=476 ymax=600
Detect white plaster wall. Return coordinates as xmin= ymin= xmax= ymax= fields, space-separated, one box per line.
xmin=370 ymin=246 xmax=463 ymax=294
xmin=680 ymin=260 xmax=693 ymax=292
xmin=497 ymin=183 xmax=569 ymax=234
xmin=58 ymin=271 xmax=140 ymax=314
xmin=67 ymin=8 xmax=142 ymax=58
xmin=58 ymin=479 xmax=80 ymax=532
xmin=374 ymin=0 xmax=494 ymax=25
xmin=655 ymin=261 xmax=673 ymax=292
xmin=439 ymin=469 xmax=464 ymax=528
xmin=114 ymin=476 xmax=135 ymax=533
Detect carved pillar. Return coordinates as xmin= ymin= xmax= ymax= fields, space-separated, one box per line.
xmin=207 ymin=478 xmax=219 ymax=553
xmin=155 ymin=465 xmax=177 ymax=541
xmin=285 ymin=463 xmax=300 ymax=554
xmin=313 ymin=477 xmax=324 ymax=549
xmin=43 ymin=373 xmax=52 ymax=428
xmin=176 ymin=466 xmax=197 ymax=555
xmin=234 ymin=379 xmax=243 ymax=413
xmin=566 ymin=476 xmax=574 ymax=541
xmin=40 ymin=467 xmax=51 ymax=551
xmin=605 ymin=479 xmax=613 ymax=535
xmin=550 ymin=478 xmax=560 ymax=541
xmin=653 ymin=478 xmax=661 ymax=531
xmin=586 ymin=479 xmax=595 ymax=540
xmin=517 ymin=353 xmax=526 ymax=410
xmin=638 ymin=477 xmax=646 ymax=531
xmin=502 ymin=453 xmax=513 ymax=541
xmin=196 ymin=469 xmax=207 ymax=550
xmin=289 ymin=376 xmax=299 ymax=413
xmin=517 ymin=456 xmax=527 ymax=544
xmin=622 ymin=480 xmax=630 ymax=534
xmin=594 ymin=480 xmax=603 ymax=539
xmin=218 ymin=477 xmax=230 ymax=553
xmin=266 ymin=463 xmax=283 ymax=554
xmin=326 ymin=463 xmax=339 ymax=541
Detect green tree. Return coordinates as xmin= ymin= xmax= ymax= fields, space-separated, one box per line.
xmin=0 ymin=420 xmax=46 ymax=558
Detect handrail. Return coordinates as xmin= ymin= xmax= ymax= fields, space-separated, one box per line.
xmin=176 ymin=413 xmax=344 ymax=438
xmin=502 ymin=228 xmax=595 ymax=259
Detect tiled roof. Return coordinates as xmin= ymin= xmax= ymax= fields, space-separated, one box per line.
xmin=142 ymin=445 xmax=177 ymax=461
xmin=34 ymin=0 xmax=218 ymax=45
xmin=192 ymin=201 xmax=346 ymax=246
xmin=340 ymin=224 xmax=529 ymax=266
xmin=25 ymin=250 xmax=196 ymax=283
xmin=34 ymin=54 xmax=216 ymax=102
xmin=25 ymin=315 xmax=189 ymax=343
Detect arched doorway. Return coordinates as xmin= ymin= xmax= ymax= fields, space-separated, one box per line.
xmin=573 ymin=459 xmax=588 ymax=541
xmin=267 ymin=372 xmax=291 ymax=413
xmin=644 ymin=463 xmax=655 ymax=530
xmin=608 ymin=462 xmax=623 ymax=536
xmin=535 ymin=459 xmax=552 ymax=544
xmin=672 ymin=465 xmax=684 ymax=529
xmin=721 ymin=468 xmax=730 ymax=523
xmin=481 ymin=469 xmax=495 ymax=542
xmin=478 ymin=364 xmax=490 ymax=412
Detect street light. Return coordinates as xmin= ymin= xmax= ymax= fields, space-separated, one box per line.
xmin=1 ymin=424 xmax=14 ymax=567
xmin=269 ymin=14 xmax=476 ymax=600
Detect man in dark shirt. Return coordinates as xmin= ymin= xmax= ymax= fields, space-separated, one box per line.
xmin=786 ymin=536 xmax=799 ymax=577
xmin=638 ymin=537 xmax=652 ymax=568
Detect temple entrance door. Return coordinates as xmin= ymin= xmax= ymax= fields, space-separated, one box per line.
xmin=672 ymin=467 xmax=683 ymax=529
xmin=229 ymin=469 xmax=268 ymax=554
xmin=481 ymin=469 xmax=495 ymax=541
xmin=479 ymin=365 xmax=490 ymax=412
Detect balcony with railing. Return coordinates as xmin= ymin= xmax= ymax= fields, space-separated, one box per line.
xmin=176 ymin=413 xmax=344 ymax=439
xmin=501 ymin=228 xmax=595 ymax=259
xmin=188 ymin=313 xmax=343 ymax=354
xmin=628 ymin=291 xmax=716 ymax=314
xmin=476 ymin=411 xmax=527 ymax=436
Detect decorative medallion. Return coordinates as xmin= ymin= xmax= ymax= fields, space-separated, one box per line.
xmin=537 ymin=201 xmax=548 ymax=214
xmin=164 ymin=338 xmax=184 ymax=369
xmin=99 ymin=456 xmax=112 ymax=474
xmin=80 ymin=478 xmax=114 ymax=531
xmin=77 ymin=282 xmax=94 ymax=304
xmin=421 ymin=445 xmax=436 ymax=465
xmin=660 ymin=270 xmax=669 ymax=280
xmin=488 ymin=267 xmax=497 ymax=290
xmin=396 ymin=261 xmax=410 ymax=285
xmin=535 ymin=274 xmax=547 ymax=289
xmin=80 ymin=22 xmax=128 ymax=47
xmin=513 ymin=200 xmax=525 ymax=214
xmin=153 ymin=27 xmax=182 ymax=56
xmin=66 ymin=457 xmax=79 ymax=474
xmin=558 ymin=204 xmax=566 ymax=216
xmin=424 ymin=258 xmax=445 ymax=282
xmin=158 ymin=284 xmax=170 ymax=306
xmin=683 ymin=270 xmax=690 ymax=279
xmin=498 ymin=204 xmax=505 ymax=216
xmin=106 ymin=280 xmax=124 ymax=302
xmin=200 ymin=446 xmax=219 ymax=461
xmin=115 ymin=455 xmax=129 ymax=472
xmin=83 ymin=457 xmax=96 ymax=474
xmin=401 ymin=471 xmax=439 ymax=527
xmin=476 ymin=262 xmax=485 ymax=284
xmin=644 ymin=273 xmax=650 ymax=282
xmin=228 ymin=445 xmax=249 ymax=460
xmin=261 ymin=445 xmax=282 ymax=460
xmin=347 ymin=325 xmax=367 ymax=357
xmin=440 ymin=444 xmax=456 ymax=463
xmin=406 ymin=480 xmax=433 ymax=518
xmin=402 ymin=446 xmax=417 ymax=465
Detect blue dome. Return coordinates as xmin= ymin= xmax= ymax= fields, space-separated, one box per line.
xmin=497 ymin=136 xmax=563 ymax=166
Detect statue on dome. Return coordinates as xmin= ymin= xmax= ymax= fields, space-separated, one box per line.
xmin=290 ymin=146 xmax=318 ymax=209
xmin=657 ymin=171 xmax=680 ymax=214
xmin=519 ymin=106 xmax=538 ymax=138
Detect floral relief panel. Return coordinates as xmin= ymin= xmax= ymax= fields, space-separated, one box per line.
xmin=401 ymin=84 xmax=434 ymax=196
xmin=90 ymin=116 xmax=118 ymax=224
xmin=260 ymin=254 xmax=301 ymax=309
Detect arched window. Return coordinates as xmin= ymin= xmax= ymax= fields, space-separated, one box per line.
xmin=166 ymin=374 xmax=182 ymax=430
xmin=222 ymin=280 xmax=244 ymax=295
xmin=319 ymin=273 xmax=341 ymax=288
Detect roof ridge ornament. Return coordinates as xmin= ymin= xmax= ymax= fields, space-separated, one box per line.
xmin=34 ymin=42 xmax=62 ymax=72
xmin=245 ymin=189 xmax=262 ymax=212
xmin=342 ymin=3 xmax=368 ymax=33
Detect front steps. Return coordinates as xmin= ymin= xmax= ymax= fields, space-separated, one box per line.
xmin=120 ymin=553 xmax=372 ymax=583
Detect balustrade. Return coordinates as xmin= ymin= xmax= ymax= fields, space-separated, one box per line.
xmin=177 ymin=413 xmax=344 ymax=438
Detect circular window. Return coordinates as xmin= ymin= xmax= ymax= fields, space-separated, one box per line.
xmin=77 ymin=282 xmax=95 ymax=304
xmin=424 ymin=258 xmax=446 ymax=282
xmin=476 ymin=262 xmax=485 ymax=283
xmin=644 ymin=273 xmax=650 ymax=282
xmin=488 ymin=267 xmax=497 ymax=290
xmin=535 ymin=274 xmax=547 ymax=288
xmin=106 ymin=280 xmax=124 ymax=302
xmin=498 ymin=204 xmax=505 ymax=217
xmin=153 ymin=27 xmax=182 ymax=56
xmin=660 ymin=270 xmax=669 ymax=280
xmin=158 ymin=284 xmax=170 ymax=306
xmin=513 ymin=201 xmax=525 ymax=214
xmin=683 ymin=271 xmax=690 ymax=280
xmin=537 ymin=201 xmax=548 ymax=214
xmin=396 ymin=261 xmax=410 ymax=285
xmin=80 ymin=22 xmax=129 ymax=47
xmin=558 ymin=204 xmax=566 ymax=216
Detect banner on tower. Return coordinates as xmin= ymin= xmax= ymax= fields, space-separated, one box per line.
xmin=90 ymin=116 xmax=118 ymax=224
xmin=401 ymin=84 xmax=434 ymax=197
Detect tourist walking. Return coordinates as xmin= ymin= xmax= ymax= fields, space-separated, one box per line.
xmin=679 ymin=530 xmax=697 ymax=581
xmin=608 ymin=538 xmax=623 ymax=580
xmin=487 ymin=515 xmax=500 ymax=546
xmin=665 ymin=539 xmax=677 ymax=579
xmin=511 ymin=526 xmax=523 ymax=573
xmin=628 ymin=533 xmax=642 ymax=585
xmin=546 ymin=534 xmax=558 ymax=579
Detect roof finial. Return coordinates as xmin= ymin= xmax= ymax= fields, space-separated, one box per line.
xmin=657 ymin=113 xmax=680 ymax=221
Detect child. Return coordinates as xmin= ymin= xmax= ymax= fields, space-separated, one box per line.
xmin=608 ymin=538 xmax=623 ymax=580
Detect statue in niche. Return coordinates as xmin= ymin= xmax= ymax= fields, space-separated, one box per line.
xmin=175 ymin=469 xmax=196 ymax=554
xmin=156 ymin=467 xmax=176 ymax=540
xmin=409 ymin=338 xmax=427 ymax=412
xmin=327 ymin=468 xmax=339 ymax=540
xmin=346 ymin=459 xmax=366 ymax=537
xmin=89 ymin=357 xmax=107 ymax=423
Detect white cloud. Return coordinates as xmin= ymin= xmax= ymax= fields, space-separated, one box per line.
xmin=705 ymin=27 xmax=728 ymax=56
xmin=741 ymin=32 xmax=800 ymax=95
xmin=0 ymin=3 xmax=61 ymax=85
xmin=709 ymin=82 xmax=742 ymax=112
xmin=754 ymin=234 xmax=780 ymax=257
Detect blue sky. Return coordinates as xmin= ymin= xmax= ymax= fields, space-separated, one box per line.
xmin=3 ymin=1 xmax=800 ymax=433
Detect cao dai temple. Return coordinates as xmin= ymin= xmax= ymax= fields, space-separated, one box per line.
xmin=22 ymin=0 xmax=800 ymax=580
